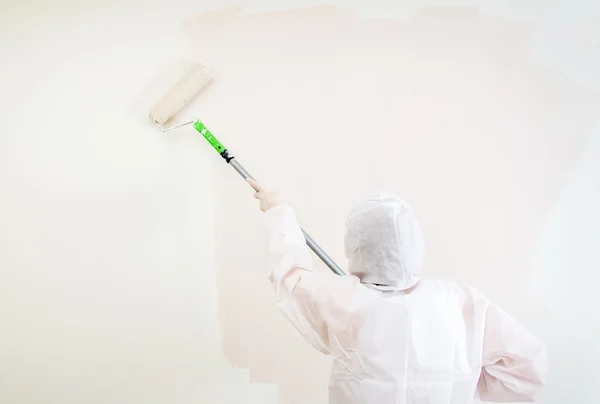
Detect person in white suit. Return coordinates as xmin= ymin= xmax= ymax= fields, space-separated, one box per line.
xmin=249 ymin=179 xmax=547 ymax=404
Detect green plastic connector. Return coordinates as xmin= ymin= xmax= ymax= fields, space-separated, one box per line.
xmin=194 ymin=120 xmax=226 ymax=154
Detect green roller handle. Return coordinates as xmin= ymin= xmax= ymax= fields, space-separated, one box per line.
xmin=193 ymin=119 xmax=345 ymax=276
xmin=194 ymin=121 xmax=226 ymax=154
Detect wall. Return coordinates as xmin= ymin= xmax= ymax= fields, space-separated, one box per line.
xmin=0 ymin=1 xmax=277 ymax=403
xmin=1 ymin=1 xmax=598 ymax=404
xmin=528 ymin=124 xmax=600 ymax=402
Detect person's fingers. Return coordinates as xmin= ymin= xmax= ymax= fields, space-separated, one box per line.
xmin=254 ymin=192 xmax=260 ymax=199
xmin=246 ymin=178 xmax=262 ymax=192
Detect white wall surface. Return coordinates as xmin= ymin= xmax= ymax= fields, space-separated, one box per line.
xmin=1 ymin=1 xmax=598 ymax=404
xmin=0 ymin=1 xmax=278 ymax=403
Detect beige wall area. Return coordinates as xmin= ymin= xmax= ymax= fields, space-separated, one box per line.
xmin=1 ymin=1 xmax=598 ymax=404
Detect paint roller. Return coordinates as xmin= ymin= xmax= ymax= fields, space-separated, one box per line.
xmin=148 ymin=62 xmax=345 ymax=276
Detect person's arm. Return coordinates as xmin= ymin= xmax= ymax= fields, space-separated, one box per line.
xmin=477 ymin=303 xmax=548 ymax=402
xmin=249 ymin=180 xmax=362 ymax=355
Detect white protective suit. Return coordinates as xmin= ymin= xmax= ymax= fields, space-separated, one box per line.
xmin=263 ymin=193 xmax=547 ymax=404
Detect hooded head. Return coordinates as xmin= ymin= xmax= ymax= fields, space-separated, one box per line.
xmin=344 ymin=193 xmax=425 ymax=291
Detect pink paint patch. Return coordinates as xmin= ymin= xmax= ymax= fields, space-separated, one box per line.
xmin=183 ymin=6 xmax=599 ymax=403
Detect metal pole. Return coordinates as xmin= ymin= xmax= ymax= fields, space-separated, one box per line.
xmin=229 ymin=158 xmax=345 ymax=276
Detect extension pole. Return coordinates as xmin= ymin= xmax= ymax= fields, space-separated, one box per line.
xmin=193 ymin=120 xmax=345 ymax=276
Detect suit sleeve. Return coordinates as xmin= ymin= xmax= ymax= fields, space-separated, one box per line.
xmin=477 ymin=302 xmax=548 ymax=402
xmin=263 ymin=205 xmax=362 ymax=355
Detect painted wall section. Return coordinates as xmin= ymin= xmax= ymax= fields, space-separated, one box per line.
xmin=183 ymin=5 xmax=599 ymax=404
